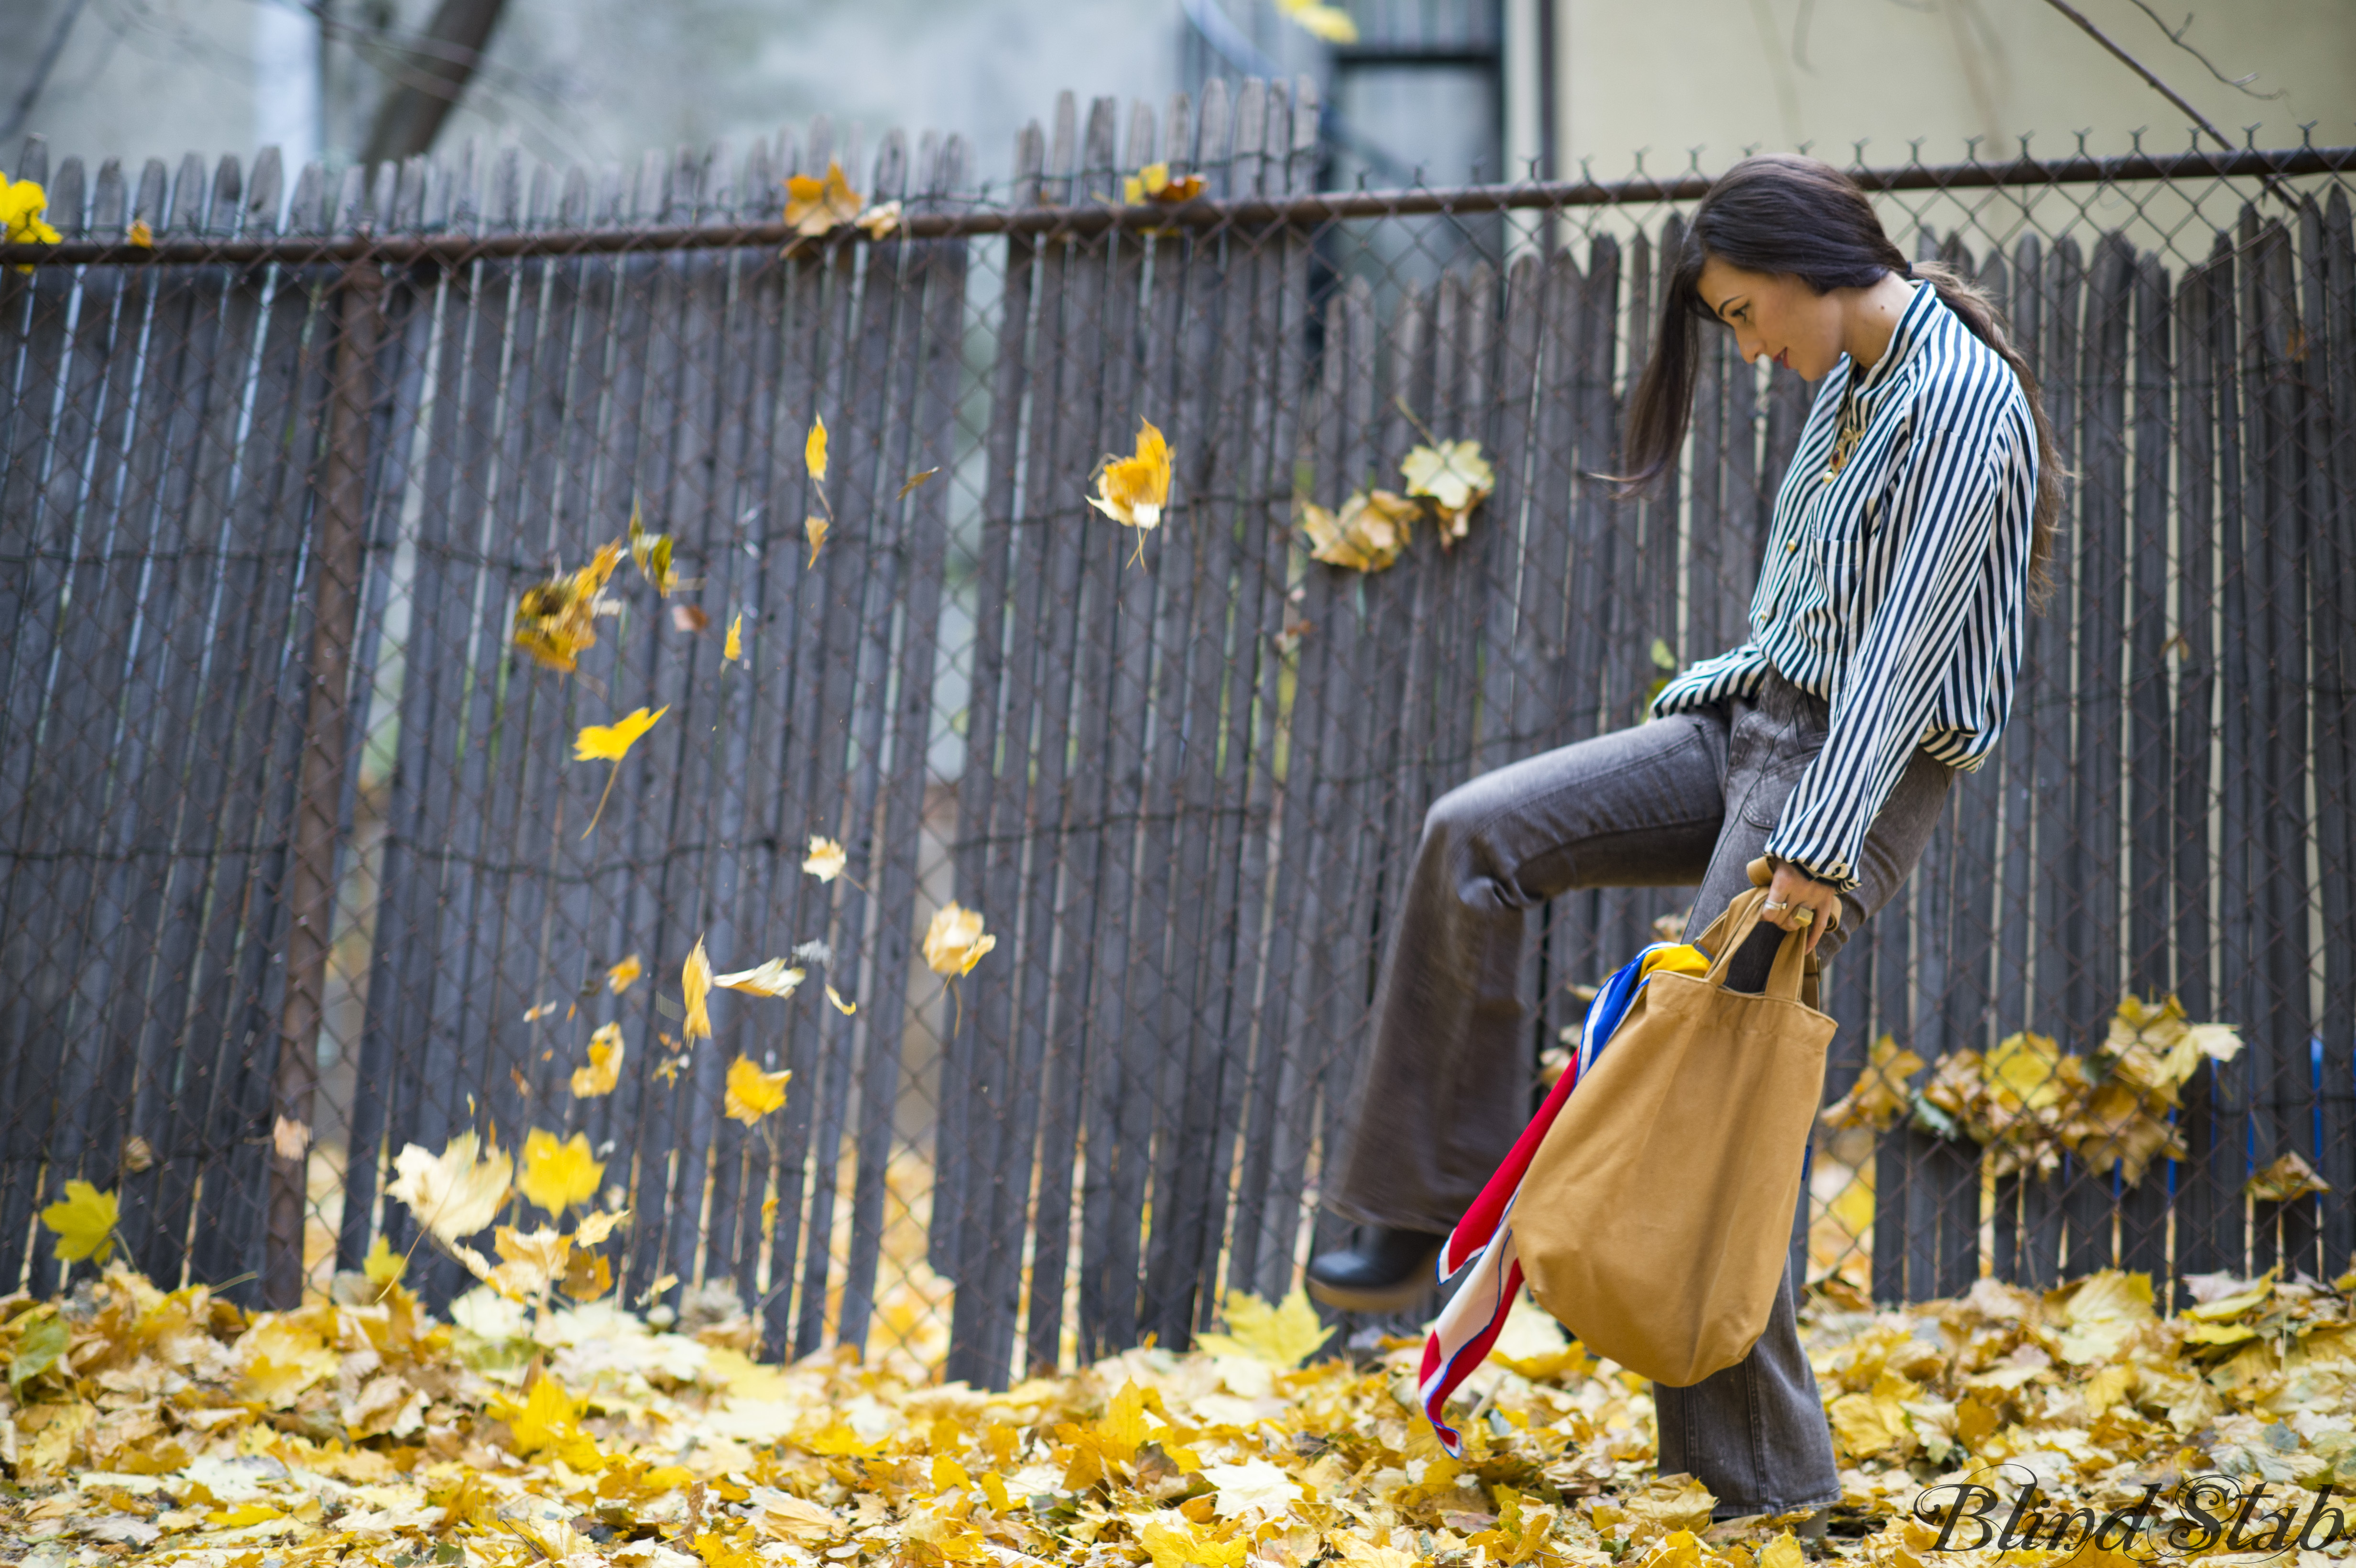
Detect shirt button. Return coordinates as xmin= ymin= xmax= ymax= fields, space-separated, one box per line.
xmin=1785 ymin=540 xmax=1798 ymax=554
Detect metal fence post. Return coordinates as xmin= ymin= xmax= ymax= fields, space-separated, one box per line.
xmin=266 ymin=256 xmax=382 ymax=1309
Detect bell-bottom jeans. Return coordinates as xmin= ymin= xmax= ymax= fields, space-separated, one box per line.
xmin=1328 ymin=668 xmax=1956 ymax=1519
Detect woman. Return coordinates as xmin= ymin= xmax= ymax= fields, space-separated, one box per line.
xmin=1303 ymin=153 xmax=2061 ymax=1523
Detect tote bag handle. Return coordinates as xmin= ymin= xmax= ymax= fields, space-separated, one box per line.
xmin=1698 ymin=887 xmax=1813 ymax=1002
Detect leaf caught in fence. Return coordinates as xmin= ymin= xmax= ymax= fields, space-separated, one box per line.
xmin=785 ymin=161 xmax=862 ymax=237
xmin=272 ymin=1115 xmax=312 ymax=1161
xmin=1123 ymin=162 xmax=1207 ymax=205
xmin=2245 ymin=1150 xmax=2331 ymax=1203
xmin=714 ymin=958 xmax=806 ymax=998
xmin=1400 ymin=439 xmax=1495 ymax=547
xmin=922 ymin=903 xmax=994 ymax=977
xmin=1301 ymin=489 xmax=1418 ymax=573
xmin=855 ymin=199 xmax=903 ymax=239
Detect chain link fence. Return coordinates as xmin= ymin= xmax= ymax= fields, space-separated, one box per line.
xmin=1 ymin=86 xmax=2350 ymax=1389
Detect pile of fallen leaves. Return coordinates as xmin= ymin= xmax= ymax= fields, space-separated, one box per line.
xmin=6 ymin=1253 xmax=2353 ymax=1568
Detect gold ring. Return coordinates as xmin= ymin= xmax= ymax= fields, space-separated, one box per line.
xmin=1792 ymin=908 xmax=1815 ymax=927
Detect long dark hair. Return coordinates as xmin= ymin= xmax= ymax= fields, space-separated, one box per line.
xmin=1620 ymin=153 xmax=2062 ymax=603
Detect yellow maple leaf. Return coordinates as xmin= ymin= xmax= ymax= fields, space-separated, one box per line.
xmin=803 ymin=835 xmax=849 ymax=882
xmin=1140 ymin=1520 xmax=1250 ymax=1568
xmin=684 ymin=936 xmax=714 ymax=1041
xmin=572 ymin=1022 xmax=624 ymax=1097
xmin=1088 ymin=418 xmax=1173 ymax=563
xmin=725 ymin=613 xmax=743 ymax=663
xmin=715 ymin=958 xmax=805 ymax=997
xmin=576 ymin=704 xmax=668 ymax=837
xmin=606 ymin=952 xmax=643 ymax=993
xmin=785 ymin=161 xmax=862 ymax=237
xmin=725 ymin=1056 xmax=792 ymax=1124
xmin=1301 ymin=489 xmax=1418 ymax=573
xmin=1193 ymin=1285 xmax=1334 ymax=1368
xmin=40 ymin=1180 xmax=118 ymax=1264
xmin=509 ymin=1372 xmax=604 ymax=1470
xmin=805 ymin=514 xmax=829 ymax=569
xmin=1276 ymin=0 xmax=1360 ymax=43
xmin=561 ymin=1248 xmax=614 ymax=1303
xmin=1400 ymin=439 xmax=1495 ymax=547
xmin=513 ymin=542 xmax=622 ymax=671
xmin=923 ymin=902 xmax=995 ymax=977
xmin=518 ymin=1128 xmax=604 ymax=1215
xmin=126 ymin=217 xmax=154 ymax=248
xmin=491 ymin=1224 xmax=574 ymax=1296
xmin=238 ymin=1316 xmax=340 ymax=1408
xmin=361 ymin=1233 xmax=408 ymax=1289
xmin=2245 ymin=1150 xmax=2331 ymax=1203
xmin=1124 ymin=163 xmax=1207 ymax=205
xmin=386 ymin=1132 xmax=511 ymax=1242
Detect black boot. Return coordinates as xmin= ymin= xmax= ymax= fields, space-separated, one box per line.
xmin=1303 ymin=1226 xmax=1449 ymax=1312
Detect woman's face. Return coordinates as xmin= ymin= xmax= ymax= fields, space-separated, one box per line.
xmin=1696 ymin=256 xmax=1843 ymax=381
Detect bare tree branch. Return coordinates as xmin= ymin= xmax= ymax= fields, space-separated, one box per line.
xmin=2117 ymin=0 xmax=2285 ymax=99
xmin=2032 ymin=0 xmax=2294 ymax=205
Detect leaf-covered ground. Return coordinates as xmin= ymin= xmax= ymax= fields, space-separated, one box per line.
xmin=4 ymin=1259 xmax=2354 ymax=1568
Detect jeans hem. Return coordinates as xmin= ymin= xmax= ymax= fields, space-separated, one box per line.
xmin=1708 ymin=1492 xmax=1843 ymax=1523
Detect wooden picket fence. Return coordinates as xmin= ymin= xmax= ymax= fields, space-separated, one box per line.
xmin=1 ymin=90 xmax=2351 ymax=1385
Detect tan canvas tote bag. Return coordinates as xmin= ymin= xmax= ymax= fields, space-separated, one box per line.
xmin=1513 ymin=885 xmax=1836 ymax=1387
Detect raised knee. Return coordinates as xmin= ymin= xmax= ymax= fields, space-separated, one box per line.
xmin=1420 ymin=783 xmax=1486 ymax=855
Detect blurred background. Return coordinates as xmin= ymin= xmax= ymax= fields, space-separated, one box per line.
xmin=6 ymin=0 xmax=2354 ymax=197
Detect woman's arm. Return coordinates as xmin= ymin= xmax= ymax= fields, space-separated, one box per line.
xmin=1763 ymin=417 xmax=2017 ymax=892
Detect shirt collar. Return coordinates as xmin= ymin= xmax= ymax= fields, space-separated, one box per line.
xmin=1848 ymin=279 xmax=1934 ymax=395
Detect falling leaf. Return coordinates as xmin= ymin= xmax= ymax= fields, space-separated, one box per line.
xmin=521 ymin=1000 xmax=557 ymax=1022
xmin=1401 ymin=439 xmax=1495 ymax=547
xmin=805 ymin=413 xmax=829 ymax=482
xmin=574 ymin=1207 xmax=629 ymax=1246
xmin=683 ymin=936 xmax=714 ymax=1041
xmin=1193 ymin=1285 xmax=1335 ymax=1368
xmin=513 ymin=542 xmax=622 ymax=672
xmin=561 ymin=1248 xmax=614 ymax=1303
xmin=714 ymin=959 xmax=806 ymax=997
xmin=39 ymin=1180 xmax=118 ymax=1264
xmin=629 ymin=498 xmax=678 ymax=597
xmin=1300 ymin=488 xmax=1418 ymax=573
xmin=793 ymin=938 xmax=832 ymax=967
xmin=271 ymin=1114 xmax=312 ymax=1162
xmin=805 ymin=514 xmax=829 ymax=568
xmin=2245 ymin=1150 xmax=2332 ymax=1203
xmin=825 ymin=984 xmax=856 ymax=1016
xmin=923 ymin=903 xmax=995 ymax=977
xmin=854 ymin=199 xmax=902 ymax=239
xmin=803 ymin=835 xmax=849 ymax=882
xmin=576 ymin=704 xmax=669 ymax=838
xmin=386 ymin=1133 xmax=512 ymax=1243
xmin=518 ymin=1128 xmax=604 ymax=1215
xmin=1088 ymin=418 xmax=1174 ymax=562
xmin=724 ymin=614 xmax=743 ymax=662
xmin=607 ymin=953 xmax=644 ymax=993
xmin=120 ymin=1133 xmax=154 ymax=1173
xmin=1275 ymin=0 xmax=1360 ymax=43
xmin=724 ymin=1057 xmax=792 ymax=1124
xmin=896 ymin=467 xmax=938 ymax=500
xmin=672 ymin=603 xmax=711 ymax=633
xmin=571 ymin=1023 xmax=625 ymax=1097
xmin=785 ymin=160 xmax=862 ymax=237
xmin=491 ymin=1224 xmax=574 ymax=1297
xmin=361 ymin=1233 xmax=407 ymax=1288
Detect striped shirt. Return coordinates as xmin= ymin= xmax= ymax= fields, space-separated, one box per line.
xmin=1649 ymin=282 xmax=2038 ymax=893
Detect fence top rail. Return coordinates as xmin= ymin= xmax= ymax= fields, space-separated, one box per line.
xmin=3 ymin=142 xmax=2349 ymax=269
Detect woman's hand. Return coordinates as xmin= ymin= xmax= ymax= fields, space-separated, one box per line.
xmin=1762 ymin=861 xmax=1843 ymax=955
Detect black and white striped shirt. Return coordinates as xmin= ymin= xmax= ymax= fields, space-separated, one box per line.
xmin=1650 ymin=281 xmax=2038 ymax=893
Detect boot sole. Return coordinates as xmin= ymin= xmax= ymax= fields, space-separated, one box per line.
xmin=1304 ymin=1247 xmax=1444 ymax=1314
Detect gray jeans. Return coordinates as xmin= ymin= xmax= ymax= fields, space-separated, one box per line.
xmin=1329 ymin=668 xmax=1955 ymax=1518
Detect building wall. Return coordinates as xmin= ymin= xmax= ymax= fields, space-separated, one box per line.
xmin=1552 ymin=0 xmax=2356 ymax=177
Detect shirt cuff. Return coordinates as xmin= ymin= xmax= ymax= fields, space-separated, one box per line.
xmin=1760 ymin=835 xmax=1861 ymax=896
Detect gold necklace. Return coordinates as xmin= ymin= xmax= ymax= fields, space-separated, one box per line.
xmin=1821 ymin=378 xmax=1865 ymax=484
